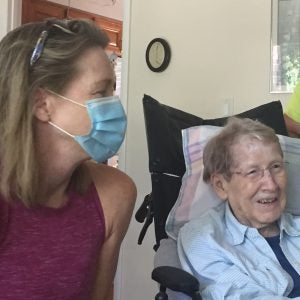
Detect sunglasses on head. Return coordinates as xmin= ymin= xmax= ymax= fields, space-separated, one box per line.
xmin=30 ymin=22 xmax=75 ymax=67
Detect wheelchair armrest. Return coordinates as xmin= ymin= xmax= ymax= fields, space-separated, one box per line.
xmin=152 ymin=266 xmax=202 ymax=300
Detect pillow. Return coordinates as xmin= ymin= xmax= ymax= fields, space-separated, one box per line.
xmin=165 ymin=125 xmax=300 ymax=240
xmin=143 ymin=94 xmax=288 ymax=177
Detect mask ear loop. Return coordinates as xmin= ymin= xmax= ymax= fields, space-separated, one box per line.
xmin=48 ymin=121 xmax=75 ymax=138
xmin=45 ymin=89 xmax=87 ymax=108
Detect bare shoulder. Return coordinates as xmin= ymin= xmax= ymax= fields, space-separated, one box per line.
xmin=85 ymin=161 xmax=137 ymax=237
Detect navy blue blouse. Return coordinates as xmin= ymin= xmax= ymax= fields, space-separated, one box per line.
xmin=265 ymin=235 xmax=300 ymax=298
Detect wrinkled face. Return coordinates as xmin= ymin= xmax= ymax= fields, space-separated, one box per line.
xmin=216 ymin=136 xmax=287 ymax=230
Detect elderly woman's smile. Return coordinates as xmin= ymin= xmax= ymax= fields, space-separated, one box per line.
xmin=221 ymin=136 xmax=287 ymax=234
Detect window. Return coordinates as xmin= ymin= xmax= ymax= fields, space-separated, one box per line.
xmin=271 ymin=0 xmax=300 ymax=93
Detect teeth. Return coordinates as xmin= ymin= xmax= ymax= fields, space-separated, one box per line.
xmin=259 ymin=198 xmax=275 ymax=204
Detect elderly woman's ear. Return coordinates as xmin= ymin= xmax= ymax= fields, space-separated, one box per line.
xmin=211 ymin=174 xmax=228 ymax=201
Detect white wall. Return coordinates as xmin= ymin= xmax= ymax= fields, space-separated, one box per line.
xmin=121 ymin=0 xmax=291 ymax=299
xmin=0 ymin=0 xmax=21 ymax=39
xmin=0 ymin=0 xmax=10 ymax=39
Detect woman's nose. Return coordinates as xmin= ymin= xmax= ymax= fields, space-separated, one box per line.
xmin=260 ymin=169 xmax=278 ymax=190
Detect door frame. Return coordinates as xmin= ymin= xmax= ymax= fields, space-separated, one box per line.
xmin=114 ymin=0 xmax=131 ymax=299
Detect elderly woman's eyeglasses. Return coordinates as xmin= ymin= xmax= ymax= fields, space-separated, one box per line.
xmin=30 ymin=23 xmax=74 ymax=67
xmin=231 ymin=161 xmax=286 ymax=182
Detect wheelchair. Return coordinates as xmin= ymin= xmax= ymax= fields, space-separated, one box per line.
xmin=136 ymin=94 xmax=288 ymax=299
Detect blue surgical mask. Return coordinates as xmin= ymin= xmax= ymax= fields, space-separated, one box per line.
xmin=48 ymin=91 xmax=127 ymax=163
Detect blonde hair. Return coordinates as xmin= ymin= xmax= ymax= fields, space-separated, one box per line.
xmin=0 ymin=19 xmax=109 ymax=206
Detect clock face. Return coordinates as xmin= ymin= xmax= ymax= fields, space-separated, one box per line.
xmin=149 ymin=41 xmax=165 ymax=68
xmin=146 ymin=38 xmax=171 ymax=72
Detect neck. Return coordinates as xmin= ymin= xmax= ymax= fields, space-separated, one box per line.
xmin=258 ymin=223 xmax=280 ymax=237
xmin=34 ymin=122 xmax=88 ymax=207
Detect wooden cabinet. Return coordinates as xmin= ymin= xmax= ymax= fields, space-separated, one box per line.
xmin=22 ymin=0 xmax=66 ymax=22
xmin=67 ymin=8 xmax=122 ymax=56
xmin=22 ymin=0 xmax=122 ymax=56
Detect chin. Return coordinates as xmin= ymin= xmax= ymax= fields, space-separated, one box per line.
xmin=259 ymin=211 xmax=281 ymax=225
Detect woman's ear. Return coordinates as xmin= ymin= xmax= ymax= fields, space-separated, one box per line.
xmin=33 ymin=88 xmax=51 ymax=122
xmin=211 ymin=174 xmax=229 ymax=201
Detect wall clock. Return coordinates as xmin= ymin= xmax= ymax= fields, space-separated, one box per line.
xmin=145 ymin=38 xmax=171 ymax=72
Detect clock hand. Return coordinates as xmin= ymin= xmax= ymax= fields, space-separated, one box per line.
xmin=156 ymin=44 xmax=159 ymax=63
xmin=156 ymin=44 xmax=161 ymax=64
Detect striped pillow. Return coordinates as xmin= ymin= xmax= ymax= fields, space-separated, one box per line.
xmin=166 ymin=125 xmax=300 ymax=240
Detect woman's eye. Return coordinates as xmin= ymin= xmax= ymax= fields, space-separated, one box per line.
xmin=272 ymin=163 xmax=281 ymax=169
xmin=93 ymin=91 xmax=105 ymax=97
xmin=246 ymin=169 xmax=259 ymax=177
xmin=271 ymin=162 xmax=283 ymax=172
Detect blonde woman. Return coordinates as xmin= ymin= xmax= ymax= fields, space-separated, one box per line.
xmin=0 ymin=19 xmax=136 ymax=300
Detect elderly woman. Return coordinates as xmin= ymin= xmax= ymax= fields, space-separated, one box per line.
xmin=178 ymin=117 xmax=300 ymax=299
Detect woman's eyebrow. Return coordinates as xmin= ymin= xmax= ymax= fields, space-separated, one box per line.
xmin=92 ymin=79 xmax=115 ymax=89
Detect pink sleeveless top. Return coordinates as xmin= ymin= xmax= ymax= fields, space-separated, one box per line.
xmin=0 ymin=183 xmax=105 ymax=300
